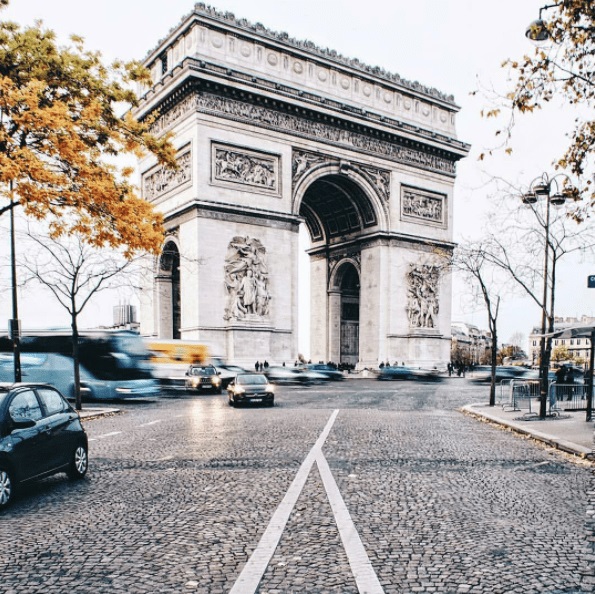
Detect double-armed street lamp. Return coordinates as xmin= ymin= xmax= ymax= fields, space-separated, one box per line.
xmin=525 ymin=3 xmax=558 ymax=42
xmin=9 ymin=181 xmax=21 ymax=382
xmin=521 ymin=173 xmax=575 ymax=418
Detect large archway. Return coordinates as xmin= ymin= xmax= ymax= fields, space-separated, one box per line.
xmin=157 ymin=240 xmax=181 ymax=340
xmin=298 ymin=171 xmax=379 ymax=366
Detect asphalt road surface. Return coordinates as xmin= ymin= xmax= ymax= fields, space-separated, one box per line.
xmin=1 ymin=377 xmax=593 ymax=593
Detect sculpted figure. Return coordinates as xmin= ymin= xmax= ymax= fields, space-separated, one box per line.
xmin=224 ymin=236 xmax=271 ymax=320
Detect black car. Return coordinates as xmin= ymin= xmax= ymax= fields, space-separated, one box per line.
xmin=227 ymin=373 xmax=275 ymax=407
xmin=0 ymin=383 xmax=88 ymax=510
xmin=184 ymin=365 xmax=222 ymax=393
xmin=377 ymin=366 xmax=413 ymax=380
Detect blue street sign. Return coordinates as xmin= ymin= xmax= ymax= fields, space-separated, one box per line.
xmin=589 ymin=275 xmax=595 ymax=288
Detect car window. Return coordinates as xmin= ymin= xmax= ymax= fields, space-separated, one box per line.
xmin=9 ymin=390 xmax=43 ymax=422
xmin=239 ymin=375 xmax=267 ymax=385
xmin=37 ymin=388 xmax=68 ymax=415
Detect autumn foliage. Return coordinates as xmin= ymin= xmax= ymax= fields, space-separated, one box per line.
xmin=0 ymin=7 xmax=177 ymax=256
xmin=502 ymin=1 xmax=595 ymax=211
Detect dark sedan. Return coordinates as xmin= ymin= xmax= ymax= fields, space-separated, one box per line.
xmin=227 ymin=373 xmax=275 ymax=407
xmin=0 ymin=383 xmax=88 ymax=510
xmin=305 ymin=364 xmax=344 ymax=381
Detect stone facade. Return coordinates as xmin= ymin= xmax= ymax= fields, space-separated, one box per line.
xmin=136 ymin=5 xmax=469 ymax=368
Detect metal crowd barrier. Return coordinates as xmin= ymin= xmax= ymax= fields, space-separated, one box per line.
xmin=500 ymin=379 xmax=593 ymax=414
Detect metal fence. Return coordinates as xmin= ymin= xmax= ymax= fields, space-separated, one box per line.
xmin=499 ymin=380 xmax=592 ymax=413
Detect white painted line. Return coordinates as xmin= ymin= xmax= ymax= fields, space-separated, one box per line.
xmin=316 ymin=453 xmax=384 ymax=593
xmin=139 ymin=420 xmax=162 ymax=427
xmin=229 ymin=409 xmax=340 ymax=594
xmin=95 ymin=431 xmax=122 ymax=439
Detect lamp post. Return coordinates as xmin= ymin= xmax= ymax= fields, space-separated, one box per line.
xmin=521 ymin=172 xmax=575 ymax=418
xmin=9 ymin=180 xmax=21 ymax=382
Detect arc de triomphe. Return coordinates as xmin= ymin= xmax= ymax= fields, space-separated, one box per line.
xmin=136 ymin=4 xmax=470 ymax=369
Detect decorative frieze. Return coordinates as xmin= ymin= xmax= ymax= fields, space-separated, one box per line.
xmin=401 ymin=186 xmax=446 ymax=226
xmin=151 ymin=92 xmax=456 ymax=176
xmin=143 ymin=148 xmax=192 ymax=201
xmin=212 ymin=143 xmax=280 ymax=195
xmin=224 ymin=236 xmax=271 ymax=321
xmin=292 ymin=149 xmax=390 ymax=203
xmin=406 ymin=263 xmax=441 ymax=329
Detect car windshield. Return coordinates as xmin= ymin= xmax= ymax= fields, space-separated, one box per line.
xmin=238 ymin=374 xmax=267 ymax=385
xmin=191 ymin=367 xmax=215 ymax=376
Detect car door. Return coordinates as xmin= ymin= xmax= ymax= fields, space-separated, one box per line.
xmin=7 ymin=389 xmax=47 ymax=481
xmin=36 ymin=387 xmax=76 ymax=471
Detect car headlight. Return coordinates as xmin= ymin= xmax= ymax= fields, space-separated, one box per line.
xmin=191 ymin=378 xmax=199 ymax=387
xmin=266 ymin=384 xmax=275 ymax=393
xmin=233 ymin=386 xmax=245 ymax=395
xmin=212 ymin=376 xmax=221 ymax=386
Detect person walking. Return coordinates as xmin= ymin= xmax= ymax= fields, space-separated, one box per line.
xmin=255 ymin=360 xmax=260 ymax=372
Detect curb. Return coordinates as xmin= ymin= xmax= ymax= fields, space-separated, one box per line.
xmin=462 ymin=404 xmax=594 ymax=460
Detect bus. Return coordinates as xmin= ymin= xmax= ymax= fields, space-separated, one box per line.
xmin=0 ymin=330 xmax=160 ymax=401
xmin=143 ymin=339 xmax=210 ymax=388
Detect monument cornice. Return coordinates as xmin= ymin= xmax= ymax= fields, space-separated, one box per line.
xmin=138 ymin=57 xmax=469 ymax=162
xmin=143 ymin=3 xmax=457 ymax=108
xmin=306 ymin=231 xmax=456 ymax=258
xmin=162 ymin=198 xmax=303 ymax=231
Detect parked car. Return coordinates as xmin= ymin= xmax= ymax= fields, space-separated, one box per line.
xmin=184 ymin=365 xmax=222 ymax=393
xmin=305 ymin=364 xmax=344 ymax=381
xmin=227 ymin=373 xmax=274 ymax=407
xmin=0 ymin=383 xmax=88 ymax=510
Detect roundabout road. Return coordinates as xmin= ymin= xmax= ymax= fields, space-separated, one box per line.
xmin=0 ymin=378 xmax=592 ymax=593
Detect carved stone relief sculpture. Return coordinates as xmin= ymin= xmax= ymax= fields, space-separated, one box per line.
xmin=213 ymin=143 xmax=279 ymax=194
xmin=401 ymin=186 xmax=445 ymax=225
xmin=143 ymin=150 xmax=192 ymax=201
xmin=406 ymin=264 xmax=440 ymax=329
xmin=224 ymin=236 xmax=271 ymax=321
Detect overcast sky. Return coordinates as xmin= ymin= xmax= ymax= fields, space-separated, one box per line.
xmin=1 ymin=0 xmax=593 ymax=351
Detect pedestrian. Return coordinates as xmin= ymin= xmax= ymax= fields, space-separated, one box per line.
xmin=379 ymin=361 xmax=385 ymax=369
xmin=264 ymin=360 xmax=269 ymax=369
xmin=255 ymin=360 xmax=260 ymax=372
xmin=282 ymin=361 xmax=286 ymax=367
xmin=259 ymin=362 xmax=264 ymax=372
xmin=555 ymin=365 xmax=567 ymax=402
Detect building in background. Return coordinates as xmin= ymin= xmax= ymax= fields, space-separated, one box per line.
xmin=450 ymin=322 xmax=491 ymax=365
xmin=528 ymin=315 xmax=594 ymax=368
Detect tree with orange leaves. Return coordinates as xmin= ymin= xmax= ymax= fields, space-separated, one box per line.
xmin=0 ymin=3 xmax=177 ymax=256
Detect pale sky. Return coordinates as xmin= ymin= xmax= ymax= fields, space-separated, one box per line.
xmin=1 ymin=0 xmax=593 ymax=353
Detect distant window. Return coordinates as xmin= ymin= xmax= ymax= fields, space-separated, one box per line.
xmin=160 ymin=53 xmax=168 ymax=75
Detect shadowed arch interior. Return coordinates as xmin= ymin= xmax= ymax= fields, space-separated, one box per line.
xmin=160 ymin=241 xmax=181 ymax=340
xmin=299 ymin=174 xmax=377 ymax=243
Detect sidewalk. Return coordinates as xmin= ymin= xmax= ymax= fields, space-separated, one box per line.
xmin=77 ymin=407 xmax=120 ymax=420
xmin=464 ymin=402 xmax=595 ymax=460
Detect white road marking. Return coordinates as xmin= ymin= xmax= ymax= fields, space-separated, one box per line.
xmin=94 ymin=431 xmax=122 ymax=439
xmin=138 ymin=420 xmax=162 ymax=427
xmin=316 ymin=453 xmax=384 ymax=593
xmin=229 ymin=409 xmax=383 ymax=594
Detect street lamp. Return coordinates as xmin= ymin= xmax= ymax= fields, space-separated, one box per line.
xmin=525 ymin=3 xmax=558 ymax=43
xmin=521 ymin=172 xmax=576 ymax=418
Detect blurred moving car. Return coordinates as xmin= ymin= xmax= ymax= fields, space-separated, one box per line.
xmin=214 ymin=364 xmax=248 ymax=389
xmin=377 ymin=366 xmax=443 ymax=381
xmin=469 ymin=366 xmax=528 ymax=383
xmin=305 ymin=364 xmax=344 ymax=381
xmin=184 ymin=364 xmax=222 ymax=393
xmin=0 ymin=383 xmax=88 ymax=510
xmin=227 ymin=373 xmax=274 ymax=407
xmin=377 ymin=366 xmax=413 ymax=381
xmin=265 ymin=366 xmax=327 ymax=385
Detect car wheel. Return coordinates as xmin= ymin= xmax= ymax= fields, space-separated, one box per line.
xmin=66 ymin=444 xmax=88 ymax=480
xmin=268 ymin=398 xmax=274 ymax=407
xmin=0 ymin=467 xmax=14 ymax=510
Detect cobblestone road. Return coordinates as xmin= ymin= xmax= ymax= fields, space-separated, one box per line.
xmin=0 ymin=378 xmax=593 ymax=593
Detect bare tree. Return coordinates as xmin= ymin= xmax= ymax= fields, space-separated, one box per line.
xmin=481 ymin=195 xmax=595 ymax=417
xmin=453 ymin=241 xmax=505 ymax=406
xmin=18 ymin=225 xmax=145 ymax=410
